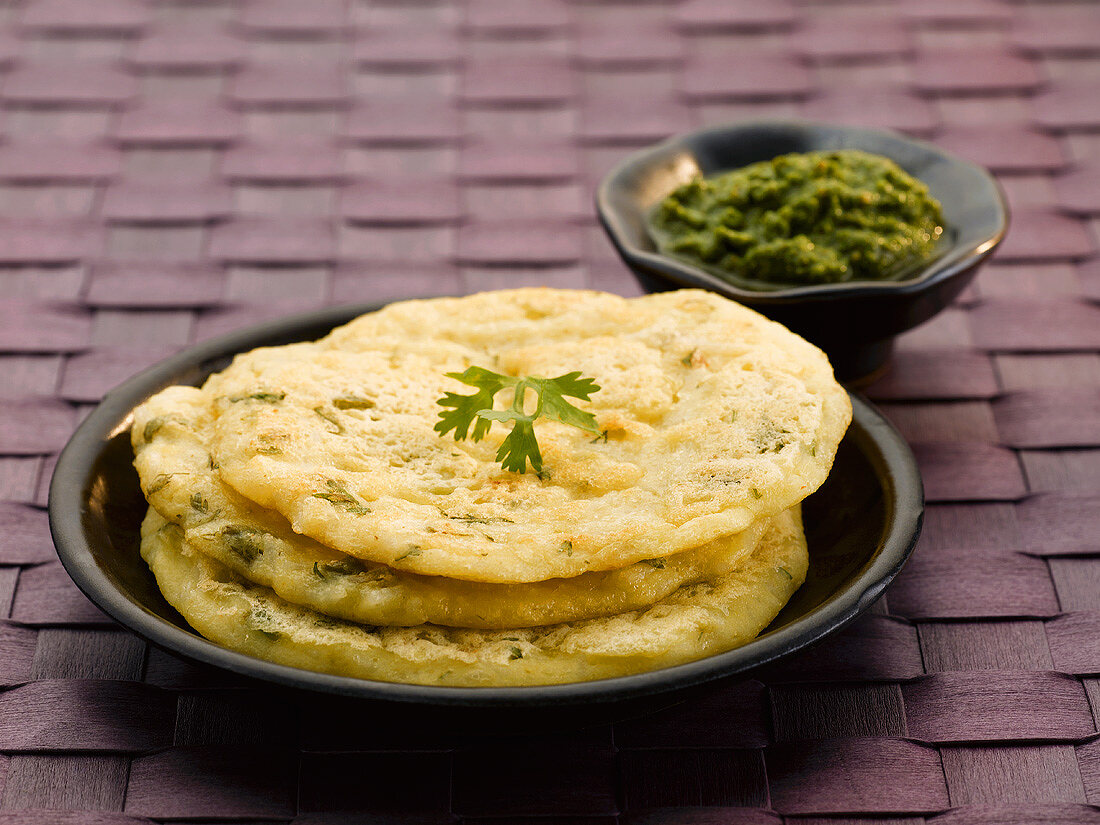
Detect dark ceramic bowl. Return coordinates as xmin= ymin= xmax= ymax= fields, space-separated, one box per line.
xmin=49 ymin=302 xmax=922 ymax=725
xmin=597 ymin=119 xmax=1009 ymax=384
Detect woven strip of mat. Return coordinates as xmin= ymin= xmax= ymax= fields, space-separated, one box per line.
xmin=2 ymin=0 xmax=1100 ymax=821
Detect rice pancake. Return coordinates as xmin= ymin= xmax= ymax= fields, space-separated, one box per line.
xmin=200 ymin=289 xmax=850 ymax=583
xmin=140 ymin=505 xmax=808 ymax=687
xmin=131 ymin=386 xmax=767 ymax=629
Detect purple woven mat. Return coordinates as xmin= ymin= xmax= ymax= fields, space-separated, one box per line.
xmin=2 ymin=0 xmax=1100 ymax=821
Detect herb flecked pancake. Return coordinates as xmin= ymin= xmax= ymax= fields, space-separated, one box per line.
xmin=131 ymin=386 xmax=767 ymax=629
xmin=140 ymin=506 xmax=808 ymax=687
xmin=194 ymin=289 xmax=850 ymax=583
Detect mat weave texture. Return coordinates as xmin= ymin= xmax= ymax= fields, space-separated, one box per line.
xmin=1 ymin=0 xmax=1100 ymax=822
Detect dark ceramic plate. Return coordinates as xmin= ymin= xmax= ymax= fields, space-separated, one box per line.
xmin=49 ymin=301 xmax=923 ymax=720
xmin=597 ymin=119 xmax=1008 ymax=382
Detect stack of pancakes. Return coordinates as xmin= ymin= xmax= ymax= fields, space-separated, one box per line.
xmin=131 ymin=289 xmax=851 ymax=686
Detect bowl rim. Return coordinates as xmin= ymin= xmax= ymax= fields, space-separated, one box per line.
xmin=596 ymin=118 xmax=1010 ymax=304
xmin=49 ymin=299 xmax=924 ymax=708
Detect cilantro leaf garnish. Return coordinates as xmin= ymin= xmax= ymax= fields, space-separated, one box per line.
xmin=434 ymin=366 xmax=508 ymax=442
xmin=478 ymin=408 xmax=542 ymax=474
xmin=434 ymin=367 xmax=601 ymax=474
xmin=529 ymin=372 xmax=602 ymax=430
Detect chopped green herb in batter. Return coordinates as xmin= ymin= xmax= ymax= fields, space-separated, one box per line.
xmin=222 ymin=525 xmax=265 ymax=563
xmin=146 ymin=473 xmax=174 ymax=495
xmin=394 ymin=546 xmax=422 ymax=563
xmin=313 ymin=558 xmax=369 ymax=579
xmin=333 ymin=396 xmax=375 ymax=410
xmin=143 ymin=417 xmax=167 ymax=443
xmin=313 ymin=406 xmax=345 ymax=435
xmin=228 ymin=391 xmax=285 ymax=403
xmin=311 ymin=479 xmax=370 ymax=515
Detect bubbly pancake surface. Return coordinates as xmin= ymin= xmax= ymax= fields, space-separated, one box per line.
xmin=131 ymin=386 xmax=767 ymax=629
xmin=198 ymin=289 xmax=849 ymax=583
xmin=140 ymin=506 xmax=808 ymax=687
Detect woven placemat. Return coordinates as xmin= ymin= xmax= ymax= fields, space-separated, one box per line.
xmin=1 ymin=0 xmax=1099 ymax=821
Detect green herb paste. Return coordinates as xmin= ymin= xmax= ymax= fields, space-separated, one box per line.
xmin=648 ymin=149 xmax=945 ymax=289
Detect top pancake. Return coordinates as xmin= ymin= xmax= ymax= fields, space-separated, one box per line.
xmin=200 ymin=288 xmax=850 ymax=583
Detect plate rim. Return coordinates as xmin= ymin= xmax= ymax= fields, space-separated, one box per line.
xmin=49 ymin=298 xmax=924 ymax=708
